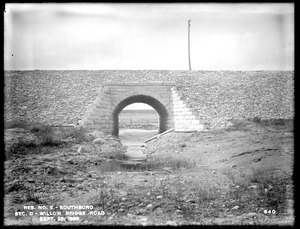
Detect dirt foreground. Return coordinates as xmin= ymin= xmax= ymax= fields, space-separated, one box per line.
xmin=4 ymin=119 xmax=294 ymax=226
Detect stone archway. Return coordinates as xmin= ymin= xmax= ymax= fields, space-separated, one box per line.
xmin=80 ymin=82 xmax=204 ymax=135
xmin=112 ymin=95 xmax=169 ymax=136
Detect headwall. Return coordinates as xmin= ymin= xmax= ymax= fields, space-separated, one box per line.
xmin=80 ymin=82 xmax=176 ymax=135
xmin=4 ymin=70 xmax=294 ymax=132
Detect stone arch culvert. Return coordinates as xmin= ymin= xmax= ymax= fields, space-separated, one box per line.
xmin=80 ymin=82 xmax=204 ymax=136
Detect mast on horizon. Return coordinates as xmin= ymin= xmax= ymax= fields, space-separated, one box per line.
xmin=188 ymin=19 xmax=192 ymax=71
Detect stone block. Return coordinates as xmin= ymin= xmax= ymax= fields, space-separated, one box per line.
xmin=174 ymin=111 xmax=193 ymax=116
xmin=175 ymin=120 xmax=193 ymax=125
xmin=173 ymin=102 xmax=187 ymax=108
xmin=189 ymin=120 xmax=201 ymax=125
xmin=173 ymin=108 xmax=191 ymax=113
xmin=174 ymin=116 xmax=196 ymax=120
xmin=86 ymin=124 xmax=106 ymax=129
xmin=90 ymin=117 xmax=105 ymax=122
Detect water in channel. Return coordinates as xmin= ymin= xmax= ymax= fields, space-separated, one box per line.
xmin=91 ymin=129 xmax=158 ymax=172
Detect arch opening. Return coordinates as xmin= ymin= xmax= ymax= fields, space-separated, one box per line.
xmin=120 ymin=103 xmax=158 ymax=129
xmin=112 ymin=95 xmax=169 ymax=136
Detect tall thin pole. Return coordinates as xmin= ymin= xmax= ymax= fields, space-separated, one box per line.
xmin=188 ymin=19 xmax=192 ymax=71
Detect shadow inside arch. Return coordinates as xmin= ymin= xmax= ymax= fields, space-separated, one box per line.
xmin=112 ymin=95 xmax=169 ymax=136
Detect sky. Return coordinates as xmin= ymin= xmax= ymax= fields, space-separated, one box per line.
xmin=4 ymin=3 xmax=294 ymax=71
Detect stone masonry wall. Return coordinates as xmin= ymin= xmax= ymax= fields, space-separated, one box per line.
xmin=4 ymin=70 xmax=294 ymax=127
xmin=80 ymin=83 xmax=175 ymax=134
xmin=108 ymin=83 xmax=174 ymax=131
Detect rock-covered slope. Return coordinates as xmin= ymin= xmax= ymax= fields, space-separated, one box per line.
xmin=4 ymin=70 xmax=294 ymax=126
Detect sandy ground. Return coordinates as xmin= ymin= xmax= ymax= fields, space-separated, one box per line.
xmin=4 ymin=121 xmax=294 ymax=226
